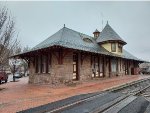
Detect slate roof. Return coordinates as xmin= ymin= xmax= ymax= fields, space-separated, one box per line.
xmin=93 ymin=29 xmax=100 ymax=33
xmin=122 ymin=49 xmax=140 ymax=61
xmin=31 ymin=27 xmax=111 ymax=55
xmin=97 ymin=22 xmax=127 ymax=44
xmin=14 ymin=25 xmax=142 ymax=62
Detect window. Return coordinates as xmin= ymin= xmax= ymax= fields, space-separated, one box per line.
xmin=111 ymin=43 xmax=116 ymax=52
xmin=83 ymin=38 xmax=93 ymax=43
xmin=35 ymin=54 xmax=51 ymax=74
xmin=94 ymin=33 xmax=99 ymax=38
xmin=118 ymin=43 xmax=123 ymax=53
xmin=111 ymin=59 xmax=117 ymax=72
xmin=42 ymin=55 xmax=47 ymax=73
xmin=35 ymin=57 xmax=38 ymax=73
xmin=99 ymin=56 xmax=103 ymax=77
xmin=48 ymin=54 xmax=51 ymax=73
xmin=38 ymin=56 xmax=41 ymax=73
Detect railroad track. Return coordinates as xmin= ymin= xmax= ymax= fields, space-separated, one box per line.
xmin=83 ymin=78 xmax=150 ymax=113
xmin=18 ymin=77 xmax=150 ymax=113
xmin=136 ymin=83 xmax=150 ymax=101
xmin=99 ymin=83 xmax=150 ymax=113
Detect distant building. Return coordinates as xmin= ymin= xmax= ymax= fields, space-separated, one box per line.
xmin=139 ymin=63 xmax=150 ymax=74
xmin=13 ymin=22 xmax=143 ymax=84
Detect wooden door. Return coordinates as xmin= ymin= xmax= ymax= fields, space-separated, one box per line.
xmin=73 ymin=53 xmax=79 ymax=80
xmin=92 ymin=56 xmax=99 ymax=78
xmin=99 ymin=56 xmax=104 ymax=77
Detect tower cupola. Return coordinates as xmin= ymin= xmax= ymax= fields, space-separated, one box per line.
xmin=93 ymin=29 xmax=100 ymax=40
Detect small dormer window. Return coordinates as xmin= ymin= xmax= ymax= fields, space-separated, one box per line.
xmin=111 ymin=43 xmax=116 ymax=52
xmin=94 ymin=33 xmax=99 ymax=38
xmin=118 ymin=43 xmax=123 ymax=53
xmin=83 ymin=38 xmax=93 ymax=43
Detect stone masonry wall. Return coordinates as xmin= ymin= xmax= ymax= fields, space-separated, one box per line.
xmin=28 ymin=49 xmax=139 ymax=84
xmin=80 ymin=54 xmax=92 ymax=81
xmin=28 ymin=50 xmax=73 ymax=84
xmin=50 ymin=51 xmax=73 ymax=84
xmin=28 ymin=57 xmax=52 ymax=84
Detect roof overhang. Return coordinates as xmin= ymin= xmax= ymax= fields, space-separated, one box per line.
xmin=10 ymin=44 xmax=144 ymax=63
xmin=98 ymin=40 xmax=127 ymax=45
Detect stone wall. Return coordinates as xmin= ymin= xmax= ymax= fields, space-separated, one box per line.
xmin=50 ymin=51 xmax=73 ymax=84
xmin=28 ymin=50 xmax=73 ymax=84
xmin=28 ymin=49 xmax=140 ymax=84
xmin=80 ymin=54 xmax=92 ymax=81
xmin=28 ymin=59 xmax=52 ymax=84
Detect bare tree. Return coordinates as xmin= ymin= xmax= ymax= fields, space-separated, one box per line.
xmin=0 ymin=6 xmax=20 ymax=67
xmin=23 ymin=46 xmax=30 ymax=53
xmin=21 ymin=46 xmax=30 ymax=76
xmin=9 ymin=45 xmax=22 ymax=81
xmin=0 ymin=6 xmax=21 ymax=82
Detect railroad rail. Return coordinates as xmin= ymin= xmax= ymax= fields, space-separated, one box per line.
xmin=18 ymin=77 xmax=150 ymax=113
xmin=97 ymin=80 xmax=150 ymax=113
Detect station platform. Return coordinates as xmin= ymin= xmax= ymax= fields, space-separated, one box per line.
xmin=0 ymin=75 xmax=149 ymax=113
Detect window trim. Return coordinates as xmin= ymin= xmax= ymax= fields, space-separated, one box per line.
xmin=42 ymin=55 xmax=47 ymax=73
xmin=35 ymin=54 xmax=51 ymax=74
xmin=118 ymin=43 xmax=123 ymax=53
xmin=48 ymin=53 xmax=51 ymax=73
xmin=111 ymin=43 xmax=116 ymax=52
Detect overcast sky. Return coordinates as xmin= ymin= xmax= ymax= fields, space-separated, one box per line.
xmin=1 ymin=1 xmax=150 ymax=61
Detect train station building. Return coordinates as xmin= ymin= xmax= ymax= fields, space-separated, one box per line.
xmin=13 ymin=22 xmax=143 ymax=84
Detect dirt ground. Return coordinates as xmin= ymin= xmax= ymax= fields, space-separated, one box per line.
xmin=0 ymin=75 xmax=149 ymax=113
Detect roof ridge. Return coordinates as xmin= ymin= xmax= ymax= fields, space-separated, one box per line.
xmin=59 ymin=27 xmax=65 ymax=42
xmin=64 ymin=26 xmax=94 ymax=39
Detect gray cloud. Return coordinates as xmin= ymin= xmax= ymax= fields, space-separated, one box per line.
xmin=1 ymin=1 xmax=150 ymax=61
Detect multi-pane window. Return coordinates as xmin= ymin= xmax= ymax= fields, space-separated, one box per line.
xmin=48 ymin=54 xmax=51 ymax=73
xmin=99 ymin=57 xmax=103 ymax=77
xmin=42 ymin=55 xmax=47 ymax=73
xmin=73 ymin=53 xmax=78 ymax=80
xmin=35 ymin=54 xmax=50 ymax=74
xmin=111 ymin=43 xmax=116 ymax=52
xmin=118 ymin=43 xmax=123 ymax=53
xmin=38 ymin=56 xmax=41 ymax=73
xmin=111 ymin=59 xmax=117 ymax=72
xmin=94 ymin=33 xmax=99 ymax=38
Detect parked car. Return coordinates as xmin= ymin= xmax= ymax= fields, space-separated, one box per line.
xmin=14 ymin=73 xmax=23 ymax=79
xmin=0 ymin=71 xmax=8 ymax=84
